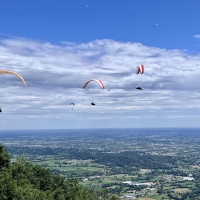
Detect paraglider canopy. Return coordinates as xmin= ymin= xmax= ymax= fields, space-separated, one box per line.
xmin=136 ymin=65 xmax=144 ymax=74
xmin=136 ymin=65 xmax=144 ymax=90
xmin=153 ymin=24 xmax=158 ymax=29
xmin=70 ymin=103 xmax=75 ymax=110
xmin=83 ymin=79 xmax=104 ymax=89
xmin=0 ymin=70 xmax=27 ymax=86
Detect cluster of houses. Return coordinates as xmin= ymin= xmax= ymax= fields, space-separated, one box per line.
xmin=164 ymin=175 xmax=194 ymax=181
xmin=122 ymin=181 xmax=154 ymax=187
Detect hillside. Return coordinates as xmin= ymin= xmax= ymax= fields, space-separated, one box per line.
xmin=0 ymin=143 xmax=120 ymax=200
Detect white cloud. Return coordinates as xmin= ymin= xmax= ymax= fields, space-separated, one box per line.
xmin=0 ymin=37 xmax=200 ymax=128
xmin=194 ymin=34 xmax=200 ymax=39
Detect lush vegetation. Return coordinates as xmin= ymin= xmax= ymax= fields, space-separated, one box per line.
xmin=0 ymin=144 xmax=120 ymax=200
xmin=1 ymin=128 xmax=200 ymax=199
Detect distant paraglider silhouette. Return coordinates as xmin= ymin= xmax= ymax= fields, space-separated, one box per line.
xmin=136 ymin=65 xmax=144 ymax=90
xmin=83 ymin=79 xmax=104 ymax=106
xmin=153 ymin=24 xmax=158 ymax=30
xmin=136 ymin=87 xmax=143 ymax=90
xmin=70 ymin=103 xmax=75 ymax=110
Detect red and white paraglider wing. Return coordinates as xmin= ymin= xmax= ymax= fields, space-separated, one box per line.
xmin=136 ymin=65 xmax=144 ymax=74
xmin=83 ymin=79 xmax=104 ymax=89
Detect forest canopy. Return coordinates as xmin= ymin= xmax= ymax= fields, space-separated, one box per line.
xmin=0 ymin=143 xmax=120 ymax=200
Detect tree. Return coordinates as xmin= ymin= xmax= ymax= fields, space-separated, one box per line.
xmin=109 ymin=194 xmax=121 ymax=200
xmin=0 ymin=144 xmax=11 ymax=169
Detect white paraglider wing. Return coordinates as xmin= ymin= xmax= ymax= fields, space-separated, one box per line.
xmin=83 ymin=79 xmax=104 ymax=89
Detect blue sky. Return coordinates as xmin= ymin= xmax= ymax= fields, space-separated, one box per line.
xmin=0 ymin=0 xmax=200 ymax=129
xmin=1 ymin=0 xmax=200 ymax=49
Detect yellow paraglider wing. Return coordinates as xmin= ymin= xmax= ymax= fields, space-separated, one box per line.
xmin=0 ymin=70 xmax=27 ymax=86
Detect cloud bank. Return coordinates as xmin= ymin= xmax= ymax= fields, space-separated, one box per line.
xmin=0 ymin=37 xmax=200 ymax=128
